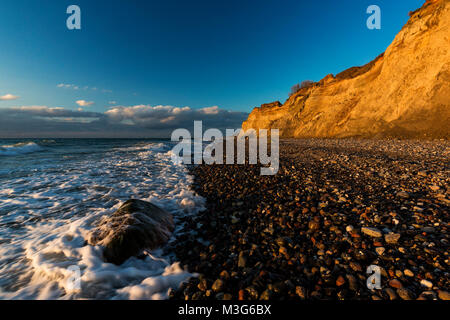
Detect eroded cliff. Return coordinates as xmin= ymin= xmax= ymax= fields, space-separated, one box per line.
xmin=242 ymin=0 xmax=450 ymax=139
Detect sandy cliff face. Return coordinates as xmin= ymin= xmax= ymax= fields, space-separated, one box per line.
xmin=242 ymin=0 xmax=450 ymax=138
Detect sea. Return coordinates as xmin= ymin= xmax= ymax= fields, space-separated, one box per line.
xmin=0 ymin=138 xmax=205 ymax=299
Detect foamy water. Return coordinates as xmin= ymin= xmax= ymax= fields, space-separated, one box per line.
xmin=0 ymin=139 xmax=205 ymax=299
xmin=0 ymin=142 xmax=45 ymax=156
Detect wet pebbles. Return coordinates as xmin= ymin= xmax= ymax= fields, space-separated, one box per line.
xmin=169 ymin=138 xmax=449 ymax=300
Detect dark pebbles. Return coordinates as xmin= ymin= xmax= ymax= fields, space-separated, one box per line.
xmin=169 ymin=138 xmax=449 ymax=300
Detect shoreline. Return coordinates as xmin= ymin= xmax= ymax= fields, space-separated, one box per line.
xmin=170 ymin=138 xmax=449 ymax=300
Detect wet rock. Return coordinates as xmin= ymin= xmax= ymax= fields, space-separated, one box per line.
xmin=220 ymin=270 xmax=230 ymax=280
xmin=346 ymin=274 xmax=358 ymax=291
xmin=336 ymin=275 xmax=346 ymax=287
xmin=191 ymin=292 xmax=204 ymax=300
xmin=361 ymin=227 xmax=383 ymax=238
xmin=404 ymin=269 xmax=414 ymax=277
xmin=223 ymin=293 xmax=233 ymax=300
xmin=396 ymin=191 xmax=410 ymax=199
xmin=418 ymin=291 xmax=437 ymax=300
xmin=295 ymin=286 xmax=307 ymax=299
xmin=198 ymin=279 xmax=208 ymax=292
xmin=88 ymin=199 xmax=174 ymax=264
xmin=420 ymin=279 xmax=433 ymax=289
xmin=260 ymin=289 xmax=273 ymax=300
xmin=384 ymin=233 xmax=401 ymax=244
xmin=429 ymin=185 xmax=440 ymax=191
xmin=438 ymin=290 xmax=450 ymax=300
xmin=308 ymin=220 xmax=320 ymax=231
xmin=389 ymin=279 xmax=403 ymax=289
xmin=422 ymin=227 xmax=435 ymax=233
xmin=384 ymin=288 xmax=398 ymax=300
xmin=349 ymin=261 xmax=362 ymax=272
xmin=397 ymin=288 xmax=415 ymax=300
xmin=238 ymin=252 xmax=247 ymax=268
xmin=245 ymin=286 xmax=259 ymax=300
xmin=212 ymin=279 xmax=225 ymax=292
xmin=215 ymin=292 xmax=224 ymax=300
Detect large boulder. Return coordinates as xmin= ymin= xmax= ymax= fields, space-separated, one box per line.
xmin=88 ymin=199 xmax=174 ymax=265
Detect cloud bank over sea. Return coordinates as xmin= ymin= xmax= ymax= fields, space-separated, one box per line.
xmin=0 ymin=105 xmax=248 ymax=138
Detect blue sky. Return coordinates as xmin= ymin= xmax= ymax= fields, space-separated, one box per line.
xmin=0 ymin=0 xmax=425 ymax=137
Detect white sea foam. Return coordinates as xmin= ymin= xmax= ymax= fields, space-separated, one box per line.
xmin=0 ymin=142 xmax=44 ymax=156
xmin=0 ymin=141 xmax=205 ymax=299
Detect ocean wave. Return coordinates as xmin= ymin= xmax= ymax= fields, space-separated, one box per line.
xmin=0 ymin=142 xmax=45 ymax=156
xmin=0 ymin=141 xmax=205 ymax=299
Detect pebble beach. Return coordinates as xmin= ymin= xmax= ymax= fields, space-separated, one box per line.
xmin=170 ymin=138 xmax=450 ymax=300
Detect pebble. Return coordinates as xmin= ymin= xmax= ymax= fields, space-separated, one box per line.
xmin=361 ymin=227 xmax=383 ymax=238
xmin=404 ymin=269 xmax=414 ymax=277
xmin=349 ymin=261 xmax=362 ymax=272
xmin=308 ymin=220 xmax=320 ymax=231
xmin=384 ymin=233 xmax=401 ymax=244
xmin=396 ymin=191 xmax=410 ymax=199
xmin=212 ymin=279 xmax=225 ymax=292
xmin=238 ymin=252 xmax=247 ymax=268
xmin=384 ymin=288 xmax=398 ymax=300
xmin=220 ymin=270 xmax=230 ymax=280
xmin=346 ymin=274 xmax=358 ymax=291
xmin=389 ymin=279 xmax=403 ymax=289
xmin=397 ymin=288 xmax=414 ymax=300
xmin=336 ymin=275 xmax=346 ymax=287
xmin=429 ymin=185 xmax=440 ymax=191
xmin=295 ymin=286 xmax=306 ymax=299
xmin=197 ymin=279 xmax=208 ymax=291
xmin=420 ymin=279 xmax=433 ymax=289
xmin=422 ymin=227 xmax=435 ymax=233
xmin=170 ymin=139 xmax=450 ymax=301
xmin=437 ymin=290 xmax=450 ymax=300
xmin=223 ymin=293 xmax=233 ymax=300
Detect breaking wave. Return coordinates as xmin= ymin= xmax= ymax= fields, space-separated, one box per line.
xmin=0 ymin=140 xmax=205 ymax=299
xmin=0 ymin=142 xmax=45 ymax=156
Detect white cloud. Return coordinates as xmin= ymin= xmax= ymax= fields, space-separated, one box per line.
xmin=201 ymin=106 xmax=220 ymax=115
xmin=11 ymin=106 xmax=64 ymax=112
xmin=0 ymin=94 xmax=19 ymax=101
xmin=57 ymin=83 xmax=77 ymax=89
xmin=104 ymin=104 xmax=248 ymax=130
xmin=108 ymin=101 xmax=117 ymax=105
xmin=57 ymin=84 xmax=111 ymax=93
xmin=0 ymin=104 xmax=248 ymax=138
xmin=76 ymin=100 xmax=94 ymax=107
